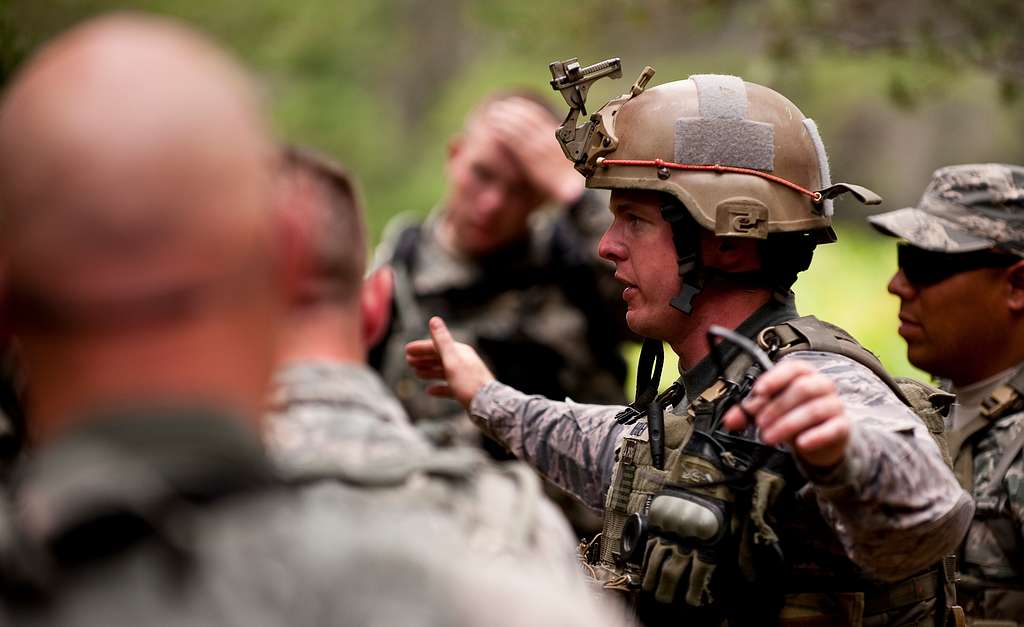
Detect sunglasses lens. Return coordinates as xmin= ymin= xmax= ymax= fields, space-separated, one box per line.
xmin=897 ymin=243 xmax=1019 ymax=286
xmin=897 ymin=246 xmax=949 ymax=285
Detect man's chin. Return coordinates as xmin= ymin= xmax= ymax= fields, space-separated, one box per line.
xmin=905 ymin=347 xmax=944 ymax=379
xmin=625 ymin=313 xmax=663 ymax=341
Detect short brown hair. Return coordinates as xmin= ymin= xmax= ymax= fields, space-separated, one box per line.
xmin=282 ymin=145 xmax=366 ymax=304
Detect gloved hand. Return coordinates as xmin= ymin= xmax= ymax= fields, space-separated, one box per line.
xmin=641 ymin=483 xmax=728 ymax=606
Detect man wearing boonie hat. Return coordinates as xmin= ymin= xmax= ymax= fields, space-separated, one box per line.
xmin=870 ymin=163 xmax=1024 ymax=625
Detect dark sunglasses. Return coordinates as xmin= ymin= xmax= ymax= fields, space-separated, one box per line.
xmin=897 ymin=242 xmax=1020 ymax=286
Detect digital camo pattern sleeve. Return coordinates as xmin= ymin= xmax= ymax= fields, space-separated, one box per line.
xmin=469 ymin=380 xmax=626 ymax=511
xmin=787 ymin=351 xmax=975 ymax=581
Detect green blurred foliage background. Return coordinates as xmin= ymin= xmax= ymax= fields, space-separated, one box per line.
xmin=5 ymin=0 xmax=1024 ymax=382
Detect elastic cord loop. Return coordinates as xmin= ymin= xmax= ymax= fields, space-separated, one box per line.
xmin=596 ymin=158 xmax=824 ymax=203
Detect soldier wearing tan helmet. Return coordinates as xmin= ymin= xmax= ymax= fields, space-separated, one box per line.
xmin=871 ymin=164 xmax=1024 ymax=625
xmin=407 ymin=59 xmax=973 ymax=626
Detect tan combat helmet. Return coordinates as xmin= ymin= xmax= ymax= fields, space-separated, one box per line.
xmin=550 ymin=58 xmax=881 ymax=242
xmin=549 ymin=59 xmax=885 ymax=419
xmin=549 ymin=58 xmax=881 ymax=315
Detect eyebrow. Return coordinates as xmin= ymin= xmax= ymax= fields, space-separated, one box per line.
xmin=611 ymin=201 xmax=654 ymax=216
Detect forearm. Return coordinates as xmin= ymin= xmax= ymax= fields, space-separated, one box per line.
xmin=812 ymin=418 xmax=973 ymax=580
xmin=470 ymin=381 xmax=624 ymax=510
xmin=771 ymin=351 xmax=974 ymax=580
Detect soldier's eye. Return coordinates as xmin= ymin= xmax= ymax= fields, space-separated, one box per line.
xmin=471 ymin=163 xmax=496 ymax=184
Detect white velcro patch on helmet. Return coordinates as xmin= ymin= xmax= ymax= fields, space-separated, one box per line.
xmin=802 ymin=118 xmax=833 ymax=216
xmin=691 ymin=74 xmax=747 ymax=119
xmin=675 ymin=74 xmax=774 ymax=172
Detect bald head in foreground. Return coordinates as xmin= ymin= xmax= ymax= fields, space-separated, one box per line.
xmin=0 ymin=13 xmax=285 ymax=442
xmin=0 ymin=14 xmax=624 ymax=627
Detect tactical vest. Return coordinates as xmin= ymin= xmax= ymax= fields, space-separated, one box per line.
xmin=591 ymin=316 xmax=961 ymax=627
xmin=950 ymin=367 xmax=1024 ymax=626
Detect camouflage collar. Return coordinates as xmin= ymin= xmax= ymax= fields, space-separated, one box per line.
xmin=271 ymin=361 xmax=411 ymax=426
xmin=681 ymin=294 xmax=799 ymax=398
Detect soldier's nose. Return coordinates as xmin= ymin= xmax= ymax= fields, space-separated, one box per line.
xmin=598 ymin=231 xmax=626 ymax=263
xmin=887 ymin=269 xmax=916 ymax=299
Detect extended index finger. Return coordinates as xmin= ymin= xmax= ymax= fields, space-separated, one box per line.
xmin=405 ymin=338 xmax=440 ymax=358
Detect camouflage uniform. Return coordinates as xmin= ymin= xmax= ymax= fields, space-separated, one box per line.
xmin=0 ymin=408 xmax=623 ymax=626
xmin=870 ymin=164 xmax=1024 ymax=624
xmin=470 ymin=296 xmax=975 ymax=625
xmin=268 ymin=360 xmax=431 ymax=473
xmin=371 ymin=191 xmax=632 ymax=448
xmin=266 ymin=360 xmax=584 ymax=579
xmin=945 ymin=368 xmax=1024 ymax=624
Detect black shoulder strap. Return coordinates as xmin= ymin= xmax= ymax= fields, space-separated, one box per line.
xmin=549 ymin=217 xmax=630 ymax=383
xmin=368 ymin=224 xmax=424 ymax=370
xmin=761 ymin=316 xmax=913 ymax=407
xmin=390 ymin=223 xmax=423 ymax=270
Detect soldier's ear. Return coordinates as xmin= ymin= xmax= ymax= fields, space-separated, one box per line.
xmin=1006 ymin=260 xmax=1024 ymax=314
xmin=704 ymin=233 xmax=760 ymax=273
xmin=361 ymin=266 xmax=394 ymax=349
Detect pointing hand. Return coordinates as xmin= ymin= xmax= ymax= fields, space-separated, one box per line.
xmin=405 ymin=316 xmax=496 ymax=410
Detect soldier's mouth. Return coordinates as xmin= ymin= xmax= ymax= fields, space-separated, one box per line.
xmin=614 ymin=274 xmax=638 ymax=301
xmin=614 ymin=273 xmax=637 ymax=288
xmin=898 ymin=312 xmax=920 ymax=326
xmin=897 ymin=313 xmax=923 ymax=338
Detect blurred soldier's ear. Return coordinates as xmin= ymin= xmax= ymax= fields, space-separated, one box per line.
xmin=1006 ymin=259 xmax=1024 ymax=314
xmin=445 ymin=134 xmax=465 ymax=170
xmin=361 ymin=265 xmax=394 ymax=349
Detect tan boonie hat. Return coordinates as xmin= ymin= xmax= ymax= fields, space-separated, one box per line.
xmin=868 ymin=163 xmax=1024 ymax=255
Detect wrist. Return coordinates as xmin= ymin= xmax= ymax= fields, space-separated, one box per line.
xmin=551 ymin=176 xmax=585 ymax=206
xmin=799 ymin=423 xmax=864 ymax=490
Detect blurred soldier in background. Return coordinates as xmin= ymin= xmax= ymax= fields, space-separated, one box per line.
xmin=871 ymin=163 xmax=1024 ymax=625
xmin=267 ymin=145 xmax=587 ymax=577
xmin=372 ymin=90 xmax=635 ymax=533
xmin=408 ymin=62 xmax=974 ymax=625
xmin=0 ymin=15 xmax=621 ymax=627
